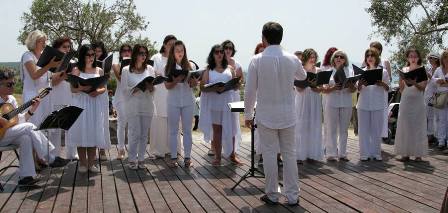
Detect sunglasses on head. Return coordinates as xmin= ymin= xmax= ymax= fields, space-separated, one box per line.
xmin=214 ymin=50 xmax=224 ymax=55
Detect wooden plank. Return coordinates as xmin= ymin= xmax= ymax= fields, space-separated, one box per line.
xmin=109 ymin=147 xmax=138 ymax=212
xmin=110 ymin=147 xmax=153 ymax=212
xmin=87 ymin=158 xmax=104 ymax=213
xmin=100 ymin=148 xmax=120 ymax=213
xmin=51 ymin=161 xmax=77 ymax=212
xmin=69 ymin=161 xmax=88 ymax=212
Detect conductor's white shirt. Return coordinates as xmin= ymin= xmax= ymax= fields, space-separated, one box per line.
xmin=244 ymin=45 xmax=306 ymax=129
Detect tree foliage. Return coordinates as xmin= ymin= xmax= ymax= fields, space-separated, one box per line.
xmin=367 ymin=0 xmax=448 ymax=66
xmin=18 ymin=0 xmax=156 ymax=53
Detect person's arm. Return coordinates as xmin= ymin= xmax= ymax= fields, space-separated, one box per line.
xmin=295 ymin=59 xmax=307 ymax=81
xmin=200 ymin=69 xmax=216 ymax=93
xmin=112 ymin=64 xmax=121 ymax=82
xmin=51 ymin=71 xmax=67 ymax=86
xmin=24 ymin=56 xmax=61 ymax=80
xmin=244 ymin=59 xmax=258 ymax=127
xmin=384 ymin=60 xmax=392 ymax=82
xmin=89 ymin=68 xmax=106 ymax=97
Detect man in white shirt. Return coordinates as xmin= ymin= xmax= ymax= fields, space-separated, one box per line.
xmin=244 ymin=22 xmax=306 ymax=206
xmin=0 ymin=68 xmax=68 ymax=187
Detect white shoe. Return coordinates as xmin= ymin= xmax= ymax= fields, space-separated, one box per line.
xmin=89 ymin=165 xmax=100 ymax=173
xmin=78 ymin=166 xmax=88 ymax=173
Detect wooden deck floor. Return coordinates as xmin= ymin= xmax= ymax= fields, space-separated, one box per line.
xmin=0 ymin=130 xmax=447 ymax=212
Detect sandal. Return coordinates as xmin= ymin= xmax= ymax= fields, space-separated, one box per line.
xmin=184 ymin=158 xmax=193 ymax=168
xmin=117 ymin=149 xmax=125 ymax=160
xmin=414 ymin=157 xmax=423 ymax=162
xmin=167 ymin=159 xmax=178 ymax=168
xmin=229 ymin=155 xmax=242 ymax=165
xmin=211 ymin=159 xmax=221 ymax=166
xmin=207 ymin=149 xmax=215 ymax=156
xmin=397 ymin=156 xmax=410 ymax=162
xmin=128 ymin=162 xmax=138 ymax=170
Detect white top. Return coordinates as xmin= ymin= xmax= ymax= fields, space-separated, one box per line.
xmin=151 ymin=53 xmax=169 ymax=117
xmin=120 ymin=65 xmax=155 ymax=117
xmin=425 ymin=66 xmax=438 ymax=102
xmin=244 ymin=45 xmax=307 ymax=129
xmin=0 ymin=95 xmax=26 ymax=124
xmin=356 ymin=67 xmax=390 ymax=111
xmin=167 ymin=64 xmax=194 ymax=107
xmin=112 ymin=62 xmax=125 ymax=108
xmin=50 ymin=75 xmax=72 ymax=108
xmin=326 ymin=66 xmax=354 ymax=108
xmin=21 ymin=51 xmax=51 ymax=102
xmin=207 ymin=68 xmax=234 ymax=110
xmin=431 ymin=67 xmax=448 ymax=93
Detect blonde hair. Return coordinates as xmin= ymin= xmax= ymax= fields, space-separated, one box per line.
xmin=25 ymin=30 xmax=47 ymax=51
xmin=330 ymin=50 xmax=349 ymax=67
xmin=441 ymin=49 xmax=448 ymax=70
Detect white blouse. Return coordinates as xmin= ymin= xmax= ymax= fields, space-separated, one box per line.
xmin=120 ymin=65 xmax=155 ymax=117
xmin=431 ymin=67 xmax=448 ymax=93
xmin=326 ymin=66 xmax=354 ymax=108
xmin=21 ymin=51 xmax=51 ymax=102
xmin=356 ymin=67 xmax=390 ymax=111
xmin=166 ymin=64 xmax=194 ymax=107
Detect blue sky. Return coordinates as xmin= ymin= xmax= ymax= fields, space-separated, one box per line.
xmin=0 ymin=0 xmax=391 ymax=69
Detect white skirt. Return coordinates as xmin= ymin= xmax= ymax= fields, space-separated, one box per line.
xmin=67 ymin=92 xmax=108 ymax=148
xmin=295 ymin=89 xmax=323 ymax=160
xmin=394 ymin=86 xmax=428 ymax=157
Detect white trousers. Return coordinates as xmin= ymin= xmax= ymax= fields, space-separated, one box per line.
xmin=167 ymin=104 xmax=193 ymax=159
xmin=0 ymin=123 xmax=55 ymax=177
xmin=128 ymin=115 xmax=151 ymax=162
xmin=357 ymin=109 xmax=383 ymax=159
xmin=427 ymin=105 xmax=436 ymax=136
xmin=324 ymin=106 xmax=352 ymax=158
xmin=258 ymin=122 xmax=298 ymax=203
xmin=48 ymin=130 xmax=78 ymax=159
xmin=436 ymin=107 xmax=448 ymax=146
xmin=116 ymin=106 xmax=127 ymax=149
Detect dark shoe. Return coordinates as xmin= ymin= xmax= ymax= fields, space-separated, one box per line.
xmin=18 ymin=176 xmax=39 ymax=186
xmin=260 ymin=194 xmax=278 ymax=205
xmin=339 ymin=157 xmax=350 ymax=162
xmin=50 ymin=157 xmax=69 ymax=168
xmin=296 ymin=160 xmax=303 ymax=164
xmin=286 ymin=198 xmax=300 ymax=207
xmin=257 ymin=158 xmax=263 ymax=167
xmin=397 ymin=156 xmax=410 ymax=162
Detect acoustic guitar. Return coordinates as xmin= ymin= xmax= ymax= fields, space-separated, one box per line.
xmin=0 ymin=88 xmax=51 ymax=139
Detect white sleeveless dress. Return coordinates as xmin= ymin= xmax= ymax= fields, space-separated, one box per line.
xmin=394 ymin=67 xmax=428 ymax=157
xmin=67 ymin=70 xmax=108 ymax=148
xmin=199 ymin=68 xmax=238 ymax=157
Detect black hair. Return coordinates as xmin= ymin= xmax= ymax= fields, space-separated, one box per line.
xmin=262 ymin=22 xmax=283 ymax=45
xmin=119 ymin=44 xmax=133 ymax=62
xmin=129 ymin=44 xmax=149 ymax=72
xmin=77 ymin=44 xmax=97 ymax=72
xmin=206 ymin=44 xmax=228 ymax=70
xmin=159 ymin=35 xmax=177 ymax=53
xmin=0 ymin=67 xmax=15 ymax=80
xmin=92 ymin=41 xmax=108 ymax=61
xmin=221 ymin=40 xmax=236 ymax=57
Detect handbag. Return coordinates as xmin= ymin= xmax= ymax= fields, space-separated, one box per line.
xmin=429 ymin=91 xmax=448 ymax=109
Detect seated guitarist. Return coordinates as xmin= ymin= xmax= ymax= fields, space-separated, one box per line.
xmin=0 ymin=68 xmax=68 ymax=186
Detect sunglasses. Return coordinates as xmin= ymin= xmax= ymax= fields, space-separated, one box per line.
xmin=224 ymin=46 xmax=233 ymax=50
xmin=1 ymin=82 xmax=15 ymax=88
xmin=214 ymin=50 xmax=224 ymax=55
xmin=334 ymin=55 xmax=345 ymax=59
xmin=138 ymin=52 xmax=148 ymax=57
xmin=366 ymin=54 xmax=374 ymax=58
xmin=86 ymin=53 xmax=96 ymax=57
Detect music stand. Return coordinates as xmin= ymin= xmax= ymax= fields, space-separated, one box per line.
xmin=36 ymin=106 xmax=83 ymax=167
xmin=229 ymin=101 xmax=265 ymax=190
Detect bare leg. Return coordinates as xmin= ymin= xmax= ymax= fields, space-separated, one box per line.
xmin=78 ymin=147 xmax=87 ymax=168
xmin=212 ymin=124 xmax=222 ymax=165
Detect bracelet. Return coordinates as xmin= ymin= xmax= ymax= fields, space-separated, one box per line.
xmin=27 ymin=111 xmax=34 ymax=116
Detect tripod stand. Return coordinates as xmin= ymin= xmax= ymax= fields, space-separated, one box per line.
xmin=231 ymin=116 xmax=264 ymax=190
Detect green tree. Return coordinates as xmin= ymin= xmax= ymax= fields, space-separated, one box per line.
xmin=367 ymin=0 xmax=448 ymax=66
xmin=18 ymin=0 xmax=156 ymax=53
